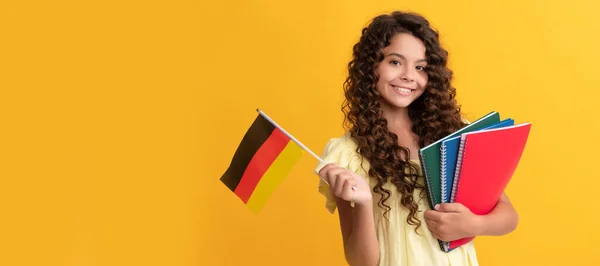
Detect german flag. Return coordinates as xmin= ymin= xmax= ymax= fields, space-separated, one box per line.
xmin=220 ymin=113 xmax=304 ymax=213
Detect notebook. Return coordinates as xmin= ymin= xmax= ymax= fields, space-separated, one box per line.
xmin=418 ymin=111 xmax=501 ymax=209
xmin=418 ymin=111 xmax=501 ymax=252
xmin=443 ymin=122 xmax=532 ymax=252
xmin=440 ymin=118 xmax=515 ymax=204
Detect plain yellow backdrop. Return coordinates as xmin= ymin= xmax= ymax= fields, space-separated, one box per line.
xmin=1 ymin=0 xmax=599 ymax=265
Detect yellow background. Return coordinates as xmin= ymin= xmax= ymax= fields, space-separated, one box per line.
xmin=1 ymin=0 xmax=599 ymax=265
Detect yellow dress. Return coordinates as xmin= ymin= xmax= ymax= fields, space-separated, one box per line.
xmin=315 ymin=133 xmax=479 ymax=266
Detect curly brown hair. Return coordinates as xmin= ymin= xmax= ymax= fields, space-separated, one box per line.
xmin=341 ymin=11 xmax=467 ymax=231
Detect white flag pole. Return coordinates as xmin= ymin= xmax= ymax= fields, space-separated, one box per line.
xmin=256 ymin=108 xmax=326 ymax=165
xmin=256 ymin=108 xmax=360 ymax=191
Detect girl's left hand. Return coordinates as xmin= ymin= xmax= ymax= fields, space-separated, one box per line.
xmin=424 ymin=203 xmax=481 ymax=242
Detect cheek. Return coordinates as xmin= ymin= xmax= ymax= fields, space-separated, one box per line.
xmin=375 ymin=79 xmax=387 ymax=95
xmin=419 ymin=74 xmax=429 ymax=89
xmin=375 ymin=68 xmax=391 ymax=91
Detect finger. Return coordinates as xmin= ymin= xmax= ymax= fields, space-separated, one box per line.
xmin=426 ymin=222 xmax=444 ymax=241
xmin=424 ymin=210 xmax=433 ymax=219
xmin=436 ymin=203 xmax=462 ymax=213
xmin=317 ymin=163 xmax=338 ymax=179
xmin=334 ymin=173 xmax=352 ymax=196
xmin=346 ymin=173 xmax=359 ymax=191
xmin=425 ymin=216 xmax=439 ymax=230
xmin=424 ymin=215 xmax=440 ymax=227
xmin=316 ymin=164 xmax=332 ymax=185
xmin=424 ymin=210 xmax=442 ymax=222
xmin=324 ymin=167 xmax=346 ymax=189
xmin=430 ymin=230 xmax=441 ymax=240
xmin=425 ymin=217 xmax=443 ymax=239
xmin=340 ymin=178 xmax=357 ymax=200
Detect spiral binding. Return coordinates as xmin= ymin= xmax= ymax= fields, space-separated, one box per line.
xmin=440 ymin=143 xmax=447 ymax=203
xmin=443 ymin=136 xmax=470 ymax=253
xmin=450 ymin=135 xmax=468 ymax=202
xmin=420 ymin=153 xmax=437 ymax=207
xmin=421 ymin=152 xmax=445 ymax=252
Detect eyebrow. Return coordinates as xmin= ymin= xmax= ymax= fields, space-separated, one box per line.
xmin=386 ymin=52 xmax=427 ymax=63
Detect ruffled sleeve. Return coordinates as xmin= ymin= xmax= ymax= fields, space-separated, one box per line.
xmin=314 ymin=135 xmax=360 ymax=214
xmin=461 ymin=116 xmax=471 ymax=124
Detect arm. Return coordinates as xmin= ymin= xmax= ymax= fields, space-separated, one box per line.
xmin=319 ymin=163 xmax=379 ymax=266
xmin=334 ymin=197 xmax=379 ymax=266
xmin=424 ymin=192 xmax=519 ymax=241
xmin=473 ymin=192 xmax=519 ymax=236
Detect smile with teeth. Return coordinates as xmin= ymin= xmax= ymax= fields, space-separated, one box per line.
xmin=391 ymin=85 xmax=415 ymax=93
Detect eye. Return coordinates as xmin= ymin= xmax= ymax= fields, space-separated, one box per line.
xmin=416 ymin=65 xmax=427 ymax=71
xmin=390 ymin=60 xmax=401 ymax=66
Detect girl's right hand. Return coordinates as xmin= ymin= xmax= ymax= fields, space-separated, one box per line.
xmin=317 ymin=163 xmax=372 ymax=206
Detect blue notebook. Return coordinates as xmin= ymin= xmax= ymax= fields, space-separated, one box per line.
xmin=439 ymin=118 xmax=515 ymax=203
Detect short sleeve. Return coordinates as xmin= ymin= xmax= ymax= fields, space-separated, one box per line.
xmin=314 ymin=135 xmax=359 ymax=214
xmin=461 ymin=116 xmax=471 ymax=124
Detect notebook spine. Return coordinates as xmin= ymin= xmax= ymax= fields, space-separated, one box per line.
xmin=419 ymin=153 xmax=437 ymax=208
xmin=440 ymin=143 xmax=447 ymax=203
xmin=440 ymin=144 xmax=449 ymax=252
xmin=450 ymin=135 xmax=468 ymax=202
xmin=420 ymin=152 xmax=446 ymax=252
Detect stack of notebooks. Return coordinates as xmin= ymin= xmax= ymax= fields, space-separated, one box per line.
xmin=418 ymin=111 xmax=531 ymax=252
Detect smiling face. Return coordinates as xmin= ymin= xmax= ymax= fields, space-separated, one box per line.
xmin=375 ymin=33 xmax=429 ymax=110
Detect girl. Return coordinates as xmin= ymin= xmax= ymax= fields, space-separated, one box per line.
xmin=316 ymin=11 xmax=519 ymax=266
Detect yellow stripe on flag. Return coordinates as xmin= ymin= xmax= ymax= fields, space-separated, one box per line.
xmin=246 ymin=140 xmax=303 ymax=213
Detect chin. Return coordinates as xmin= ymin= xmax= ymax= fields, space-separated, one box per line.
xmin=392 ymin=102 xmax=414 ymax=109
xmin=380 ymin=99 xmax=415 ymax=110
xmin=393 ymin=96 xmax=419 ymax=107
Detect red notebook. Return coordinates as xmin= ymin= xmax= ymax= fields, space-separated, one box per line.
xmin=447 ymin=122 xmax=531 ymax=251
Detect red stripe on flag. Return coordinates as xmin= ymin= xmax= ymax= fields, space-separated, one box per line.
xmin=234 ymin=128 xmax=290 ymax=203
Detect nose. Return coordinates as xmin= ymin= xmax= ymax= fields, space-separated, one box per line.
xmin=401 ymin=75 xmax=414 ymax=82
xmin=400 ymin=67 xmax=415 ymax=82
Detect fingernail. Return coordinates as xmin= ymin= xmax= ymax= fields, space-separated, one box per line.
xmin=434 ymin=204 xmax=439 ymax=210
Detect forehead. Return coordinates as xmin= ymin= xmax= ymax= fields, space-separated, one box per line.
xmin=383 ymin=33 xmax=426 ymax=59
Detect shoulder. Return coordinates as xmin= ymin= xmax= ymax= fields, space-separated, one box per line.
xmin=315 ymin=132 xmax=364 ymax=173
xmin=315 ymin=133 xmax=364 ymax=214
xmin=321 ymin=132 xmax=358 ymax=155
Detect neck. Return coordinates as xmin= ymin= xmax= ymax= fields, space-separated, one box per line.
xmin=380 ymin=104 xmax=412 ymax=134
